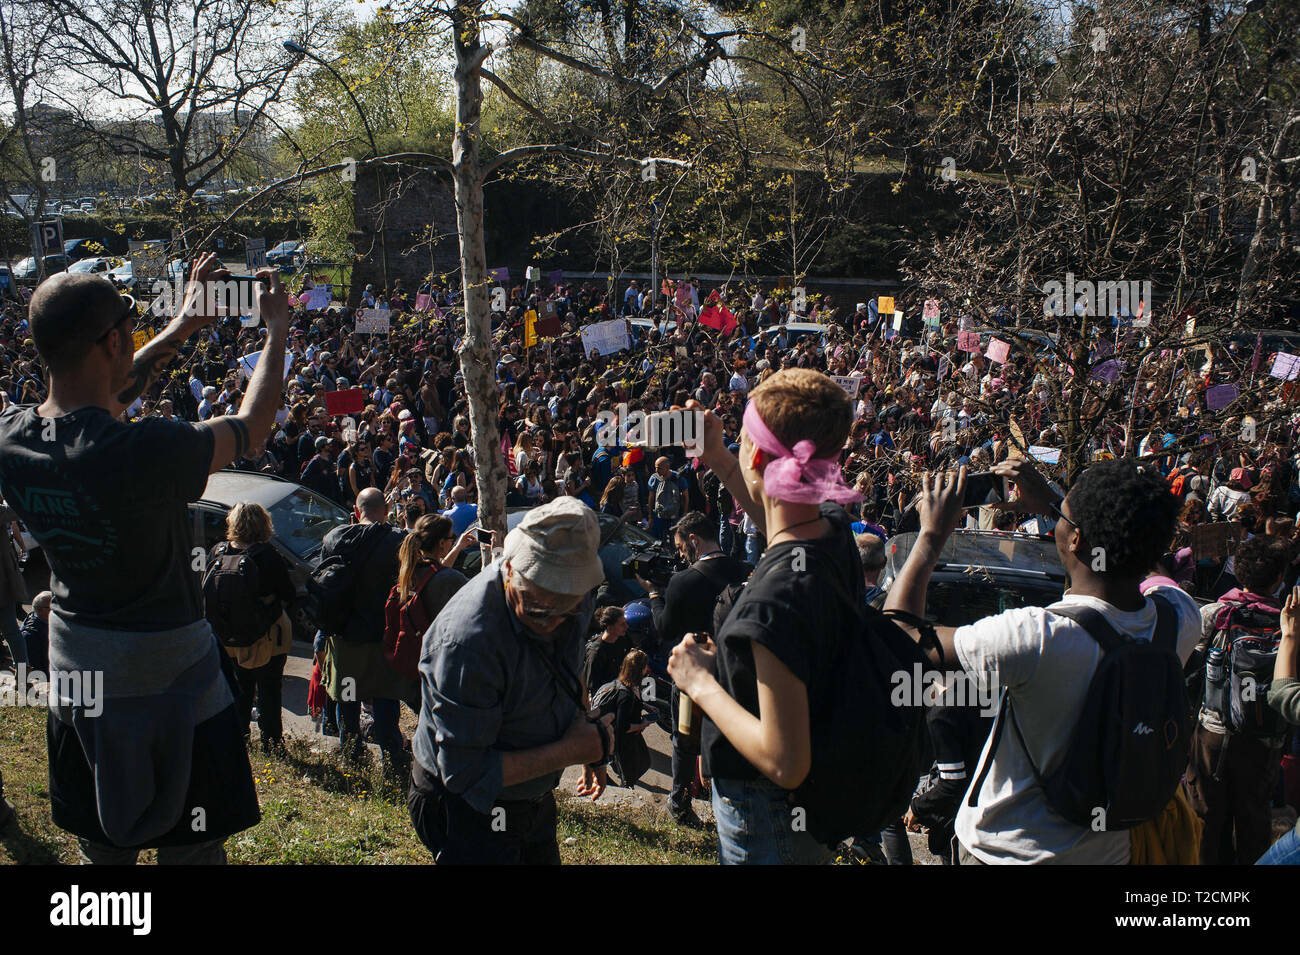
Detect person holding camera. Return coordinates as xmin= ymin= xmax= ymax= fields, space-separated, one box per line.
xmin=0 ymin=254 xmax=287 ymax=864
xmin=642 ymin=510 xmax=749 ymax=829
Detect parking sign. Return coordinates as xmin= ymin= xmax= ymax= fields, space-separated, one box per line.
xmin=30 ymin=219 xmax=64 ymax=256
xmin=246 ymin=237 xmax=267 ymax=270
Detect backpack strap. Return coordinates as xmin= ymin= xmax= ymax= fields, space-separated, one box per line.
xmin=967 ymin=594 xmax=1180 ymax=810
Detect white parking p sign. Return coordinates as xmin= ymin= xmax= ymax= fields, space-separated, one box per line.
xmin=31 ymin=219 xmax=64 ymax=255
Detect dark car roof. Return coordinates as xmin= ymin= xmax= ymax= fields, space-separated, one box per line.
xmin=196 ymin=470 xmax=304 ymax=509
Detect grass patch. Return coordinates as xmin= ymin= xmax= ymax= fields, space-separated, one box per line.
xmin=1 ymin=704 xmax=714 ymax=865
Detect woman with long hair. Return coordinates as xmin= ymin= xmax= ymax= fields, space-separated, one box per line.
xmin=387 ymin=514 xmax=475 ymax=707
xmin=210 ymin=502 xmax=296 ymax=754
xmin=600 ymin=474 xmax=626 ymax=517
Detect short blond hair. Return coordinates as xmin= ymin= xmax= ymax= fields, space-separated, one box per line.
xmin=226 ymin=501 xmax=273 ymax=545
xmin=749 ymin=368 xmax=852 ymax=458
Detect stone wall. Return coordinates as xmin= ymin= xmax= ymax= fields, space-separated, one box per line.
xmin=351 ymin=165 xmax=459 ymax=304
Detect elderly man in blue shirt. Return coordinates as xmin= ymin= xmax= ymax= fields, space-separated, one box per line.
xmin=408 ymin=496 xmax=614 ymax=864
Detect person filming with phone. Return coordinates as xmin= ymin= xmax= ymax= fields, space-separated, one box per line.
xmin=0 ymin=254 xmax=289 ymax=864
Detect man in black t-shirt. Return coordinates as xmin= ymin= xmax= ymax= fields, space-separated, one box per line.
xmin=0 ymin=256 xmax=290 ymax=864
xmin=643 ymin=511 xmax=749 ymax=828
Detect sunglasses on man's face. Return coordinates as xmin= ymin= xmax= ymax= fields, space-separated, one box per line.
xmin=94 ymin=296 xmax=137 ymax=344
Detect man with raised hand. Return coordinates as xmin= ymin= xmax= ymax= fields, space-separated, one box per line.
xmin=0 ymin=254 xmax=290 ymax=864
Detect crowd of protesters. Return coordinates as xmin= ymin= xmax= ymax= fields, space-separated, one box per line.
xmin=2 ymin=257 xmax=1300 ymax=866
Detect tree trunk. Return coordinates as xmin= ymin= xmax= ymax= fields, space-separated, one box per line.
xmin=452 ymin=10 xmax=507 ymax=545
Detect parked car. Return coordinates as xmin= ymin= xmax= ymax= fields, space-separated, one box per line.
xmin=64 ymin=238 xmax=111 ymax=262
xmin=266 ymin=240 xmax=305 ymax=270
xmin=189 ymin=470 xmax=352 ymax=642
xmin=881 ymin=529 xmax=1066 ymax=635
xmin=761 ymin=321 xmax=829 ymax=347
xmin=67 ymin=256 xmax=111 ymax=276
xmin=12 ymin=254 xmax=71 ymax=284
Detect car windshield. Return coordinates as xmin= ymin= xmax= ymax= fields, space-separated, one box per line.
xmin=885 ymin=530 xmax=1063 ymax=584
xmin=68 ymin=259 xmax=99 ymax=272
xmin=925 ymin=577 xmax=1064 ymax=628
xmin=264 ymin=487 xmax=349 ymax=559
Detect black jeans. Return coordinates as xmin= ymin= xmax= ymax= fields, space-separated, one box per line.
xmin=670 ymin=686 xmax=699 ymax=818
xmin=408 ymin=762 xmax=562 ymax=865
xmin=233 ymin=653 xmax=287 ymax=746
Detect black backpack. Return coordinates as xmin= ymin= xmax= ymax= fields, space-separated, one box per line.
xmin=306 ymin=524 xmax=387 ymax=635
xmin=590 ymin=678 xmax=623 ymax=715
xmin=969 ymin=595 xmax=1188 ymax=831
xmin=784 ymin=561 xmax=942 ymax=848
xmin=202 ymin=543 xmax=282 ymax=648
xmin=1202 ymin=600 xmax=1286 ymax=743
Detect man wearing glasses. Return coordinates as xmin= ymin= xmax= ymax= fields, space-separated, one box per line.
xmin=409 ymin=496 xmax=615 ymax=864
xmin=0 ymin=254 xmax=291 ymax=863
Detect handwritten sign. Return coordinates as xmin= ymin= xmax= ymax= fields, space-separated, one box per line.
xmin=957 ymin=330 xmax=981 ymax=353
xmin=831 ymin=375 xmax=862 ymax=398
xmin=580 ymin=318 xmax=632 ymax=356
xmin=356 ymin=308 xmax=391 ymax=334
xmin=132 ymin=326 xmax=156 ymax=350
xmin=985 ymin=338 xmax=1010 ymax=364
xmin=1269 ymin=352 xmax=1300 ymax=381
xmin=923 ymin=299 xmax=940 ymax=324
xmin=877 ymin=296 xmax=895 ymax=316
xmin=303 ymin=285 xmax=331 ymax=310
xmin=1205 ymin=383 xmax=1238 ymax=410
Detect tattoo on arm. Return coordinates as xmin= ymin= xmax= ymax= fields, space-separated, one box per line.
xmin=116 ymin=329 xmax=186 ymax=406
xmin=229 ymin=418 xmax=250 ymax=460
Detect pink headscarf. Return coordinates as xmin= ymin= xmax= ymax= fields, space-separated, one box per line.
xmin=742 ymin=400 xmax=862 ymax=505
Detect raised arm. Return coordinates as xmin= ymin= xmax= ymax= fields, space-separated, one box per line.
xmin=686 ymin=398 xmax=765 ymax=535
xmin=199 ymin=269 xmax=290 ymax=473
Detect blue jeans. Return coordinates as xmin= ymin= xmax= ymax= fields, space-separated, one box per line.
xmin=1257 ymin=827 xmax=1300 ymax=865
xmin=711 ymin=777 xmax=836 ymax=865
xmin=1 ymin=604 xmax=25 ymax=666
xmin=745 ymin=533 xmax=764 ymax=565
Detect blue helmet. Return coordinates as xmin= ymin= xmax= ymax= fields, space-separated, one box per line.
xmin=622 ymin=600 xmax=653 ymax=631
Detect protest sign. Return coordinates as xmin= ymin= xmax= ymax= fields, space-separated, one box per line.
xmin=325 ymin=388 xmax=366 ymax=416
xmin=524 ymin=310 xmax=538 ymax=348
xmin=355 ymin=308 xmax=391 ymax=334
xmin=1205 ymin=383 xmax=1238 ymax=410
xmin=985 ymin=338 xmax=1010 ymax=364
xmin=238 ymin=349 xmax=295 ymax=380
xmin=239 ymin=314 xmax=259 ymax=328
xmin=1189 ymin=522 xmax=1244 ymax=562
xmin=892 ymin=312 xmax=903 ymax=331
xmin=1269 ymin=352 xmax=1300 ymax=381
xmin=580 ymin=319 xmax=632 ymax=356
xmin=923 ymin=299 xmax=940 ymax=323
xmin=526 ymin=266 xmax=541 ymax=281
xmin=132 ymin=326 xmax=156 ymax=350
xmin=245 ymin=238 xmax=267 ymax=271
xmin=831 ymin=375 xmax=862 ymax=398
xmin=1091 ymin=359 xmax=1122 ymax=383
xmin=303 ymin=285 xmax=331 ymax=310
xmin=537 ymin=299 xmax=562 ymax=336
xmin=1028 ymin=445 xmax=1061 ymax=465
xmin=415 ymin=293 xmax=432 ymax=312
xmin=957 ymin=330 xmax=981 ymax=353
xmin=878 ymin=296 xmax=895 ymax=316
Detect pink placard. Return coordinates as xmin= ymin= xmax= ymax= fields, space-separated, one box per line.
xmin=1270 ymin=352 xmax=1300 ymax=381
xmin=957 ymin=330 xmax=981 ymax=353
xmin=985 ymin=338 xmax=1010 ymax=364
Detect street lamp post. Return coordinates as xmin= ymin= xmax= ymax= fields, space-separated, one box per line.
xmin=283 ymin=39 xmax=391 ymax=299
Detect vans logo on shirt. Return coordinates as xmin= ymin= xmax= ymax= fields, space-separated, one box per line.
xmin=1132 ymin=722 xmax=1154 ymax=735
